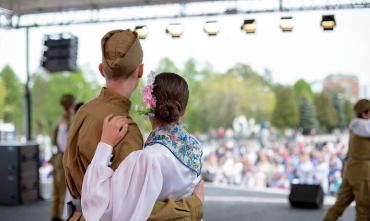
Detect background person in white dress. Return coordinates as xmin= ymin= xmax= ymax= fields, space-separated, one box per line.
xmin=50 ymin=94 xmax=75 ymax=221
xmin=81 ymin=72 xmax=204 ymax=221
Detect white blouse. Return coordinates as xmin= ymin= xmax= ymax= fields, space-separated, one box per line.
xmin=56 ymin=121 xmax=69 ymax=152
xmin=350 ymin=118 xmax=370 ymax=137
xmin=81 ymin=142 xmax=200 ymax=221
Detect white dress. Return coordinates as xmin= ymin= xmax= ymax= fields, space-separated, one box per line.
xmin=81 ymin=142 xmax=200 ymax=221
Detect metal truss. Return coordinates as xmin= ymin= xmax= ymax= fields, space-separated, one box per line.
xmin=1 ymin=0 xmax=370 ymax=29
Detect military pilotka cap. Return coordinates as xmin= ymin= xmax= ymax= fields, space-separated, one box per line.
xmin=101 ymin=29 xmax=143 ymax=78
xmin=354 ymin=99 xmax=370 ymax=114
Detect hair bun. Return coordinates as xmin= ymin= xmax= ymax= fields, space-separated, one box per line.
xmin=155 ymin=100 xmax=181 ymax=123
xmin=152 ymin=72 xmax=189 ymax=124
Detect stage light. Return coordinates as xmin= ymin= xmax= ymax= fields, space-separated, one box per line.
xmin=134 ymin=25 xmax=148 ymax=39
xmin=280 ymin=16 xmax=294 ymax=32
xmin=321 ymin=15 xmax=336 ymax=31
xmin=166 ymin=23 xmax=184 ymax=38
xmin=203 ymin=21 xmax=220 ymax=36
xmin=241 ymin=19 xmax=256 ymax=34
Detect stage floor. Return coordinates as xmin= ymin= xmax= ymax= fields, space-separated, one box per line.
xmin=0 ymin=184 xmax=355 ymax=221
xmin=204 ymin=184 xmax=355 ymax=221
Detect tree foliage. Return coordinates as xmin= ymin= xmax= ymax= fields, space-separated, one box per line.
xmin=298 ymin=94 xmax=319 ymax=134
xmin=314 ymin=92 xmax=338 ymax=132
xmin=332 ymin=94 xmax=346 ymax=129
xmin=343 ymin=99 xmax=354 ymax=126
xmin=294 ymin=79 xmax=314 ymax=101
xmin=31 ymin=70 xmax=99 ymax=134
xmin=154 ymin=59 xmax=275 ymax=132
xmin=0 ymin=65 xmax=24 ymax=133
xmin=293 ymin=79 xmax=319 ymax=134
xmin=0 ymin=79 xmax=6 ymax=120
xmin=272 ymin=85 xmax=299 ymax=130
xmin=0 ymin=61 xmax=357 ymax=136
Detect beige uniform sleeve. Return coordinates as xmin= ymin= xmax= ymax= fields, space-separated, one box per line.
xmin=110 ymin=122 xmax=144 ymax=170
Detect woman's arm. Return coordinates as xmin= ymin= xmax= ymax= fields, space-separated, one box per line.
xmin=82 ymin=145 xmax=165 ymax=221
xmin=349 ymin=118 xmax=370 ymax=137
xmin=81 ymin=114 xmax=130 ymax=221
xmin=111 ymin=150 xmax=164 ymax=221
xmin=81 ymin=142 xmax=114 ymax=221
xmin=82 ymin=115 xmax=165 ymax=221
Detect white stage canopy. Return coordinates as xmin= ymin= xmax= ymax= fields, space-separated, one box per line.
xmin=0 ymin=0 xmax=222 ymax=15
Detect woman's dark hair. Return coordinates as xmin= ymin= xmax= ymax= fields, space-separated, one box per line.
xmin=153 ymin=72 xmax=189 ymax=123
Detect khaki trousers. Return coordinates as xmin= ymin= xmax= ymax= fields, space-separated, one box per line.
xmin=324 ymin=178 xmax=370 ymax=221
xmin=50 ymin=153 xmax=66 ymax=219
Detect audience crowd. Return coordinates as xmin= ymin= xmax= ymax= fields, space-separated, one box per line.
xmin=201 ymin=128 xmax=348 ymax=195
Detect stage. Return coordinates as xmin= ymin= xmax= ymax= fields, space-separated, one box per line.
xmin=0 ymin=184 xmax=355 ymax=221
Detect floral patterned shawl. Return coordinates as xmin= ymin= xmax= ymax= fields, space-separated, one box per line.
xmin=144 ymin=123 xmax=203 ymax=176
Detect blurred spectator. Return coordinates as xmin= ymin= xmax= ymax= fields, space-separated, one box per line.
xmin=201 ymin=127 xmax=348 ymax=195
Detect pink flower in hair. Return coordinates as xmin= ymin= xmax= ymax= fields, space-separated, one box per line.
xmin=138 ymin=71 xmax=157 ymax=116
xmin=143 ymin=84 xmax=156 ymax=108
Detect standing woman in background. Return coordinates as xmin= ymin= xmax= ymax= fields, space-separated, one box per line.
xmin=50 ymin=94 xmax=76 ymax=221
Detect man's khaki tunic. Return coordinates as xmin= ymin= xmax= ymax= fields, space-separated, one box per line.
xmin=63 ymin=88 xmax=203 ymax=221
xmin=324 ymin=133 xmax=370 ymax=221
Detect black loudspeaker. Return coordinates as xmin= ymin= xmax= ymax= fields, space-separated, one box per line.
xmin=289 ymin=184 xmax=324 ymax=209
xmin=41 ymin=34 xmax=78 ymax=73
xmin=0 ymin=143 xmax=40 ymax=205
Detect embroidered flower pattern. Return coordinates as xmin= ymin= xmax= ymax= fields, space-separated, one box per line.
xmin=144 ymin=123 xmax=203 ymax=176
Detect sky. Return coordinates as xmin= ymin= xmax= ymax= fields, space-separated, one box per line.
xmin=0 ymin=5 xmax=370 ymax=96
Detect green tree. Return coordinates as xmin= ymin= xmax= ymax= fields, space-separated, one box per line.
xmin=294 ymin=79 xmax=314 ymax=101
xmin=154 ymin=59 xmax=275 ymax=132
xmin=31 ymin=69 xmax=99 ymax=134
xmin=181 ymin=59 xmax=217 ymax=132
xmin=343 ymin=98 xmax=354 ymax=127
xmin=202 ymin=68 xmax=275 ymax=130
xmin=228 ymin=63 xmax=267 ymax=84
xmin=155 ymin=58 xmax=180 ymax=74
xmin=272 ymin=85 xmax=299 ymax=129
xmin=0 ymin=65 xmax=24 ymax=133
xmin=314 ymin=92 xmax=338 ymax=132
xmin=226 ymin=64 xmax=276 ymax=121
xmin=332 ymin=94 xmax=346 ymax=129
xmin=0 ymin=79 xmax=6 ymax=119
xmin=298 ymin=95 xmax=319 ymax=134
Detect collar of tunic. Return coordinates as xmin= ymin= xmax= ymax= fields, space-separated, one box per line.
xmin=98 ymin=87 xmax=131 ymax=113
xmin=144 ymin=123 xmax=203 ymax=176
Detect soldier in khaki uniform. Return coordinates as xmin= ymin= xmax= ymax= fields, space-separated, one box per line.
xmin=50 ymin=94 xmax=75 ymax=221
xmin=63 ymin=30 xmax=203 ymax=221
xmin=324 ymin=99 xmax=370 ymax=221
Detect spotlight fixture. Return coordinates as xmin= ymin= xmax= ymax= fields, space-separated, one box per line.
xmin=321 ymin=15 xmax=336 ymax=31
xmin=203 ymin=21 xmax=220 ymax=36
xmin=280 ymin=16 xmax=294 ymax=32
xmin=166 ymin=23 xmax=184 ymax=38
xmin=134 ymin=25 xmax=148 ymax=39
xmin=241 ymin=19 xmax=256 ymax=34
